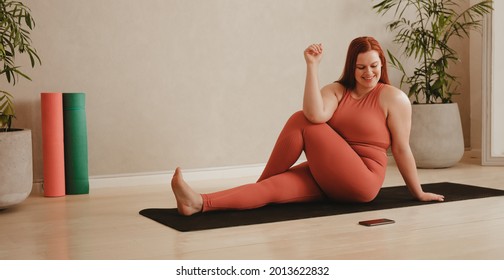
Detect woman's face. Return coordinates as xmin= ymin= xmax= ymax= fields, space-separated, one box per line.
xmin=354 ymin=50 xmax=382 ymax=90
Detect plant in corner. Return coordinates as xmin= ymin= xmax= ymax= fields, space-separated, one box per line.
xmin=373 ymin=0 xmax=493 ymax=103
xmin=0 ymin=0 xmax=40 ymax=209
xmin=1 ymin=0 xmax=40 ymax=130
xmin=372 ymin=0 xmax=493 ymax=168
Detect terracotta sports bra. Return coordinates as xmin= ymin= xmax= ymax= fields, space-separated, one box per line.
xmin=327 ymin=83 xmax=391 ymax=153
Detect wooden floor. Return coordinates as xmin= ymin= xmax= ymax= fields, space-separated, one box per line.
xmin=1 ymin=153 xmax=504 ymax=260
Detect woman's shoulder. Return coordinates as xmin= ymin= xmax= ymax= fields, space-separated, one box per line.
xmin=322 ymin=82 xmax=346 ymax=99
xmin=324 ymin=81 xmax=346 ymax=91
xmin=380 ymin=83 xmax=403 ymax=94
xmin=379 ymin=84 xmax=411 ymax=115
xmin=380 ymin=84 xmax=409 ymax=103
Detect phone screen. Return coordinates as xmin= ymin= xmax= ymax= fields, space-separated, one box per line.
xmin=359 ymin=218 xmax=395 ymax=226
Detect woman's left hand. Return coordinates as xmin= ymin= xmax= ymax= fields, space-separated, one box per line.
xmin=416 ymin=192 xmax=445 ymax=202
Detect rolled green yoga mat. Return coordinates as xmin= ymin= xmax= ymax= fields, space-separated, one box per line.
xmin=63 ymin=93 xmax=89 ymax=195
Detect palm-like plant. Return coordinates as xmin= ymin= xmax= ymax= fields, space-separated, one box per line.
xmin=0 ymin=0 xmax=40 ymax=131
xmin=373 ymin=0 xmax=493 ymax=104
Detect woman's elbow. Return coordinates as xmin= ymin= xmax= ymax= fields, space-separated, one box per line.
xmin=391 ymin=143 xmax=412 ymax=159
xmin=303 ymin=110 xmax=329 ymax=124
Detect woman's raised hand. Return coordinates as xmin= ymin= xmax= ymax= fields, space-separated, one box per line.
xmin=304 ymin=43 xmax=323 ymax=65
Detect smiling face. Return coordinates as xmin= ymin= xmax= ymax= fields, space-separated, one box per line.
xmin=354 ymin=50 xmax=382 ymax=91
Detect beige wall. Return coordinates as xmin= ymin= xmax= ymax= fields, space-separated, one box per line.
xmin=10 ymin=0 xmax=477 ymax=181
xmin=490 ymin=0 xmax=504 ymax=156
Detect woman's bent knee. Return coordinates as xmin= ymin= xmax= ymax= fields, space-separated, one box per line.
xmin=288 ymin=110 xmax=309 ymax=123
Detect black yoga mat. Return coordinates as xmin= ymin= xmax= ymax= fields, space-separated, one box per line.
xmin=139 ymin=182 xmax=504 ymax=232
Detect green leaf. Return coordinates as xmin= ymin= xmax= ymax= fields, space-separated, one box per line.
xmin=432 ymin=79 xmax=443 ymax=90
xmin=0 ymin=0 xmax=41 ymax=97
xmin=372 ymin=0 xmax=493 ymax=103
xmin=25 ymin=14 xmax=32 ymax=29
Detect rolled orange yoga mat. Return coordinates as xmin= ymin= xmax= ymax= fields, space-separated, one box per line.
xmin=41 ymin=92 xmax=66 ymax=197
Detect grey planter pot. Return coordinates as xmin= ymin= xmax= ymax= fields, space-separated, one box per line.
xmin=0 ymin=129 xmax=33 ymax=209
xmin=410 ymin=103 xmax=464 ymax=168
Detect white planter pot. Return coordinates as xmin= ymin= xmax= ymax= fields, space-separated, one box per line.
xmin=0 ymin=129 xmax=33 ymax=209
xmin=410 ymin=103 xmax=464 ymax=168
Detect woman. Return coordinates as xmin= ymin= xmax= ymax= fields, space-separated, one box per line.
xmin=171 ymin=36 xmax=445 ymax=216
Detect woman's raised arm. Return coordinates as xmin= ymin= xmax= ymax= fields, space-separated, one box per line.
xmin=302 ymin=44 xmax=339 ymax=123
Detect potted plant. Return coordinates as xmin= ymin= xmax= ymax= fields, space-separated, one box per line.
xmin=373 ymin=0 xmax=493 ymax=168
xmin=0 ymin=0 xmax=40 ymax=209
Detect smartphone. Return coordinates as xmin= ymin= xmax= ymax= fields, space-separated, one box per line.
xmin=359 ymin=218 xmax=395 ymax=227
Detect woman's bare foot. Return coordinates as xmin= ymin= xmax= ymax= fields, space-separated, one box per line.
xmin=171 ymin=167 xmax=203 ymax=216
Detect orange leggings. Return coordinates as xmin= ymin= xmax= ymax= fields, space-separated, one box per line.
xmin=201 ymin=111 xmax=386 ymax=212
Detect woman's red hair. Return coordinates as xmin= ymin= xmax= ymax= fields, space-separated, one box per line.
xmin=337 ymin=36 xmax=390 ymax=89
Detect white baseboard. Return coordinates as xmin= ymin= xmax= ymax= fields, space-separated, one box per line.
xmin=465 ymin=148 xmax=481 ymax=160
xmin=31 ymin=181 xmax=44 ymax=196
xmin=31 ymin=161 xmax=306 ymax=192
xmin=88 ymin=162 xmax=280 ymax=189
xmin=32 ymin=150 xmax=483 ymax=192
